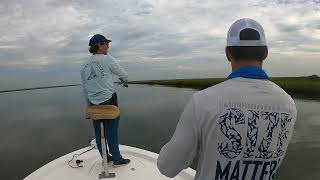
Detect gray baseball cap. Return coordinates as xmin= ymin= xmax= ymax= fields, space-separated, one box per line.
xmin=227 ymin=18 xmax=267 ymax=46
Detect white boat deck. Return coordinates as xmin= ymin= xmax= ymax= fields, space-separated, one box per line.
xmin=24 ymin=144 xmax=195 ymax=180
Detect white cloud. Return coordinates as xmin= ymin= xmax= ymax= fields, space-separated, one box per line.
xmin=0 ymin=0 xmax=319 ymax=84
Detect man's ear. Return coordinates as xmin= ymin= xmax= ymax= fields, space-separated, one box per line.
xmin=262 ymin=47 xmax=269 ymax=61
xmin=225 ymin=47 xmax=232 ymax=62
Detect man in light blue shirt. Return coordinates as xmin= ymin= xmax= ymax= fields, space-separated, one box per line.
xmin=81 ymin=35 xmax=128 ymax=105
xmin=80 ymin=34 xmax=130 ymax=166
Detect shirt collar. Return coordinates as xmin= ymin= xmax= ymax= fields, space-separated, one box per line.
xmin=227 ymin=66 xmax=268 ymax=80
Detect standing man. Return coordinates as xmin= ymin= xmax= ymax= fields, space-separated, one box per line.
xmin=81 ymin=34 xmax=130 ymax=167
xmin=157 ymin=18 xmax=297 ymax=180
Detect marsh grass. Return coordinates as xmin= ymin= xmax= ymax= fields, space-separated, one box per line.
xmin=130 ymin=75 xmax=320 ymax=99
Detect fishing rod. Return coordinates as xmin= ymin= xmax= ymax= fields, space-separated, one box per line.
xmin=0 ymin=84 xmax=80 ymax=94
xmin=0 ymin=78 xmax=128 ymax=94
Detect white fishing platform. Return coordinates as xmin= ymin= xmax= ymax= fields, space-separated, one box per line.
xmin=24 ymin=143 xmax=195 ymax=180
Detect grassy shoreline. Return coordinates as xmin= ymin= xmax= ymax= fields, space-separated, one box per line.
xmin=130 ymin=76 xmax=320 ymax=99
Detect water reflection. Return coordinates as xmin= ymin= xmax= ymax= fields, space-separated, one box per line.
xmin=0 ymin=85 xmax=319 ymax=180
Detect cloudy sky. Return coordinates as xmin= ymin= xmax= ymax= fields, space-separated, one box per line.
xmin=0 ymin=0 xmax=319 ymax=89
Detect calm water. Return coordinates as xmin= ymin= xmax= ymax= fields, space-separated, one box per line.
xmin=0 ymin=85 xmax=319 ymax=180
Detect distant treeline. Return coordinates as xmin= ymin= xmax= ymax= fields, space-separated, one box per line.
xmin=1 ymin=75 xmax=319 ymax=99
xmin=130 ymin=75 xmax=320 ymax=99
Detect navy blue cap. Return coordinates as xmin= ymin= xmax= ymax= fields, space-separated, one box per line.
xmin=89 ymin=34 xmax=112 ymax=46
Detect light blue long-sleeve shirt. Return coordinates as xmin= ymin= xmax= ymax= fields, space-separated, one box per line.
xmin=80 ymin=54 xmax=128 ymax=105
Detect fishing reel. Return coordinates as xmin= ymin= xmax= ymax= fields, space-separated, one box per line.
xmin=118 ymin=78 xmax=128 ymax=87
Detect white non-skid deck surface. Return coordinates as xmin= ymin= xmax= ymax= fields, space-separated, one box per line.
xmin=24 ymin=145 xmax=195 ymax=180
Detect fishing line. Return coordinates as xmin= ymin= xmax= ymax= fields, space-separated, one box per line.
xmin=67 ymin=145 xmax=96 ymax=168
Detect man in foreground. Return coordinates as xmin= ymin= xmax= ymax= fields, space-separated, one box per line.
xmin=157 ymin=18 xmax=297 ymax=180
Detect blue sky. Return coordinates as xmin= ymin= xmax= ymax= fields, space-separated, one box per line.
xmin=1 ymin=0 xmax=319 ymax=89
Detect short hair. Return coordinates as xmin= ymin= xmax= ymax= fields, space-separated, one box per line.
xmin=89 ymin=45 xmax=99 ymax=54
xmin=226 ymin=46 xmax=268 ymax=61
xmin=226 ymin=28 xmax=268 ymax=61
